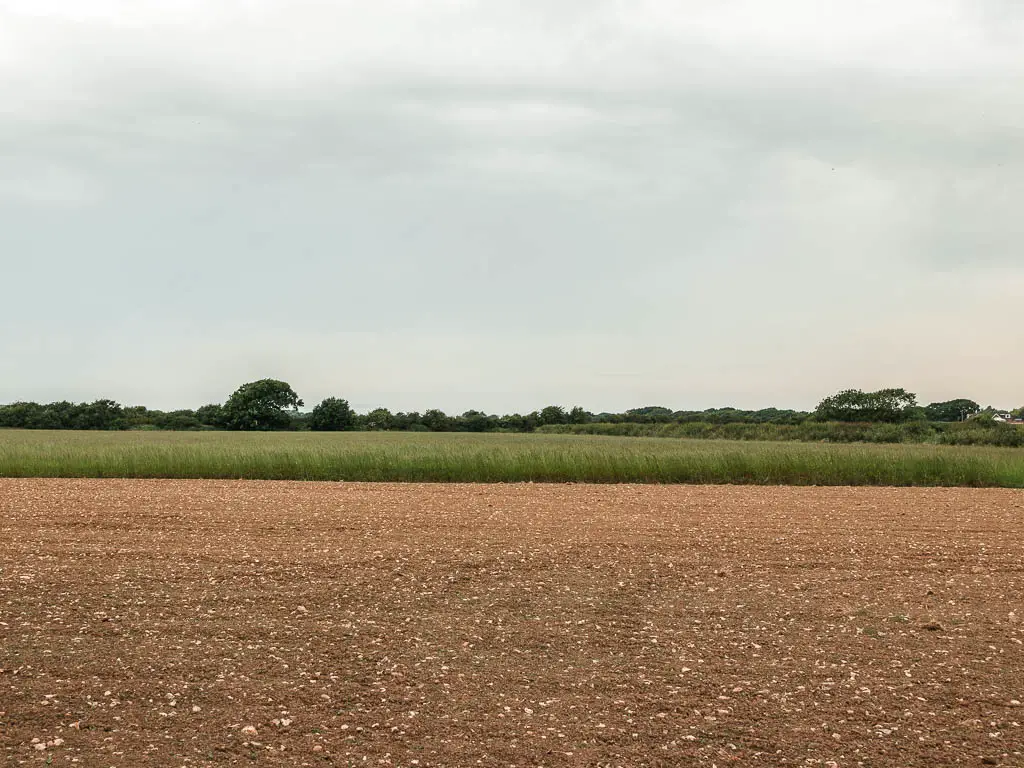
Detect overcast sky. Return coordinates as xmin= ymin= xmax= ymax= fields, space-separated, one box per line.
xmin=1 ymin=0 xmax=1022 ymax=413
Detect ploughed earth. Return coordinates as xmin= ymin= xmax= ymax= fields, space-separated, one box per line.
xmin=1 ymin=480 xmax=1022 ymax=767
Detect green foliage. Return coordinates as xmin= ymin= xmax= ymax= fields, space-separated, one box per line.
xmin=665 ymin=407 xmax=808 ymax=425
xmin=310 ymin=397 xmax=355 ymax=431
xmin=422 ymin=409 xmax=454 ymax=432
xmin=223 ymin=379 xmax=303 ymax=431
xmin=815 ymin=388 xmax=918 ymax=423
xmin=539 ymin=405 xmax=568 ymax=426
xmin=153 ymin=410 xmax=203 ymax=430
xmin=938 ymin=418 xmax=1024 ymax=447
xmin=625 ymin=406 xmax=674 ymax=423
xmin=0 ymin=385 xmax=1011 ymax=439
xmin=390 ymin=412 xmax=423 ymax=431
xmin=460 ymin=410 xmax=497 ymax=432
xmin=74 ymin=399 xmax=124 ymax=430
xmin=0 ymin=399 xmax=127 ymax=430
xmin=568 ymin=406 xmax=592 ymax=424
xmin=0 ymin=402 xmax=48 ymax=429
xmin=363 ymin=408 xmax=394 ymax=431
xmin=196 ymin=404 xmax=227 ymax=429
xmin=924 ymin=399 xmax=981 ymax=422
xmin=495 ymin=412 xmax=537 ymax=432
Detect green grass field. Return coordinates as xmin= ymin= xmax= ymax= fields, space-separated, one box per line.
xmin=1 ymin=430 xmax=1023 ymax=486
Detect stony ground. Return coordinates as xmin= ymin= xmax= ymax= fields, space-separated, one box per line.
xmin=1 ymin=480 xmax=1022 ymax=767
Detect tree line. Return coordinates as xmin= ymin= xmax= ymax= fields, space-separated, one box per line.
xmin=0 ymin=380 xmax=1020 ymax=432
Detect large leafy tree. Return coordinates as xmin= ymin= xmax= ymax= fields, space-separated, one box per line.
xmin=814 ymin=388 xmax=918 ymax=423
xmin=223 ymin=379 xmax=303 ymax=431
xmin=310 ymin=397 xmax=355 ymax=431
xmin=923 ymin=399 xmax=981 ymax=422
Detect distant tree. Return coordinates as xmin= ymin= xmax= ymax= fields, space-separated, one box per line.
xmin=814 ymin=388 xmax=918 ymax=423
xmin=196 ymin=403 xmax=227 ymax=429
xmin=310 ymin=397 xmax=355 ymax=431
xmin=923 ymin=399 xmax=981 ymax=422
xmin=34 ymin=408 xmax=68 ymax=429
xmin=154 ymin=409 xmax=203 ymax=430
xmin=364 ymin=407 xmax=394 ymax=431
xmin=223 ymin=379 xmax=302 ymax=431
xmin=539 ymin=405 xmax=568 ymax=426
xmin=874 ymin=388 xmax=920 ymax=422
xmin=903 ymin=405 xmax=929 ymax=422
xmin=289 ymin=411 xmax=313 ymax=431
xmin=389 ymin=411 xmax=421 ymax=431
xmin=459 ymin=410 xmax=498 ymax=432
xmin=625 ymin=406 xmax=673 ymax=423
xmin=748 ymin=408 xmax=809 ymax=425
xmin=568 ymin=406 xmax=592 ymax=424
xmin=422 ymin=409 xmax=453 ymax=432
xmin=522 ymin=411 xmax=542 ymax=431
xmin=0 ymin=402 xmax=44 ymax=428
xmin=497 ymin=413 xmax=528 ymax=431
xmin=120 ymin=405 xmax=152 ymax=429
xmin=628 ymin=406 xmax=673 ymax=416
xmin=815 ymin=390 xmax=864 ymax=422
xmin=74 ymin=399 xmax=125 ymax=430
xmin=44 ymin=401 xmax=83 ymax=429
xmin=706 ymin=408 xmax=734 ymax=424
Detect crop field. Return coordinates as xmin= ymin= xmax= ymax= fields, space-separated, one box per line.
xmin=1 ymin=430 xmax=1024 ymax=487
xmin=2 ymin=480 xmax=1022 ymax=767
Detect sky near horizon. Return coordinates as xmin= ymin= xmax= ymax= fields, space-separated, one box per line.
xmin=1 ymin=1 xmax=1022 ymax=414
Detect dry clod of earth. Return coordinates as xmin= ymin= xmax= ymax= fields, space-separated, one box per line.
xmin=1 ymin=479 xmax=1023 ymax=767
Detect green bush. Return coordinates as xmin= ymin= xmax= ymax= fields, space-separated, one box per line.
xmin=939 ymin=421 xmax=1024 ymax=447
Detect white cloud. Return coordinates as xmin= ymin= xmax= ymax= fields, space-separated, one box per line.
xmin=0 ymin=164 xmax=102 ymax=205
xmin=1 ymin=0 xmax=1022 ymax=409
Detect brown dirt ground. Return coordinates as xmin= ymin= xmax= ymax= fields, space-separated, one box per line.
xmin=1 ymin=480 xmax=1022 ymax=767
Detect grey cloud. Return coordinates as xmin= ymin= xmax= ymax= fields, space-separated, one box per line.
xmin=1 ymin=0 xmax=1022 ymax=411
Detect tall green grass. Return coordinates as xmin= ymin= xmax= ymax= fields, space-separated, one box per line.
xmin=1 ymin=430 xmax=1022 ymax=486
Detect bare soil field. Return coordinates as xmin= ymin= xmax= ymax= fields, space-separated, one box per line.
xmin=1 ymin=480 xmax=1022 ymax=767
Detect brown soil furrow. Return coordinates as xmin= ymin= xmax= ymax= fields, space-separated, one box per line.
xmin=1 ymin=480 xmax=1022 ymax=767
